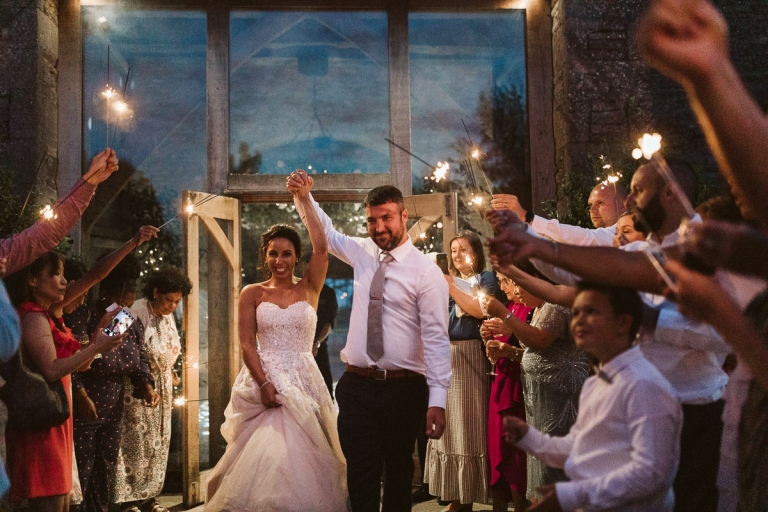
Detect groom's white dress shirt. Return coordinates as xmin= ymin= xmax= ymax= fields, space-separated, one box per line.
xmin=304 ymin=195 xmax=451 ymax=409
xmin=517 ymin=346 xmax=682 ymax=512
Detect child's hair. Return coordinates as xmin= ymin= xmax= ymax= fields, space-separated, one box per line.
xmin=574 ymin=281 xmax=643 ymax=340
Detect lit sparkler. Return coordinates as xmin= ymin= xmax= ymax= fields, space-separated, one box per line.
xmin=433 ymin=161 xmax=449 ymax=182
xmin=40 ymin=204 xmax=57 ymax=220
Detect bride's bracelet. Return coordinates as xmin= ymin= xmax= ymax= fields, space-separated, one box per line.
xmin=259 ymin=381 xmax=272 ymax=390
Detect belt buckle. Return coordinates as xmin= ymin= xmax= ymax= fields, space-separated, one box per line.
xmin=371 ymin=366 xmax=387 ymax=380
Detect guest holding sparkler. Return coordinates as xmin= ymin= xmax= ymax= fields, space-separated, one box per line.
xmin=113 ymin=266 xmax=191 ymax=512
xmin=424 ymin=231 xmax=505 ymax=511
xmin=0 ymin=149 xmax=120 ymax=277
xmin=3 ymin=252 xmax=126 ymax=512
xmin=482 ymin=270 xmax=588 ymax=506
xmin=479 ymin=272 xmax=531 ymax=512
xmin=485 ymin=159 xmax=731 ymax=511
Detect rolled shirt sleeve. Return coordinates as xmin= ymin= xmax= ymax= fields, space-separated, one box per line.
xmin=530 ymin=215 xmax=616 ymax=247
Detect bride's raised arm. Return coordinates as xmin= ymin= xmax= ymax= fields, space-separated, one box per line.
xmin=287 ymin=170 xmax=328 ymax=301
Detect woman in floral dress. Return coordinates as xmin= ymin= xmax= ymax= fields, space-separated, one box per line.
xmin=113 ymin=266 xmax=192 ymax=512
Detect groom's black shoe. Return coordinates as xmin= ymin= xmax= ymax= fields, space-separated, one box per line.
xmin=411 ymin=484 xmax=436 ymax=504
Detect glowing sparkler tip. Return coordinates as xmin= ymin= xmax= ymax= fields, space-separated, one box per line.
xmin=607 ymin=175 xmax=620 ymax=184
xmin=173 ymin=397 xmax=187 ymax=407
xmin=471 ymin=149 xmax=480 ymax=159
xmin=40 ymin=205 xmax=56 ymax=220
xmin=114 ymin=100 xmax=128 ymax=113
xmin=603 ymin=164 xmax=611 ymax=169
xmin=636 ymin=132 xmax=663 ymax=160
xmin=102 ymin=88 xmax=115 ymax=98
xmin=433 ymin=161 xmax=449 ymax=183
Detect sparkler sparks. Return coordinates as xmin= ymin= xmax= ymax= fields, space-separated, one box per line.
xmin=173 ymin=397 xmax=187 ymax=407
xmin=433 ymin=161 xmax=449 ymax=182
xmin=633 ymin=133 xmax=662 ymax=160
xmin=40 ymin=205 xmax=57 ymax=220
xmin=472 ymin=149 xmax=480 ymax=159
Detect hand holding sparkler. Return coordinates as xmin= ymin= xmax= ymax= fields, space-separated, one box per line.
xmin=491 ymin=194 xmax=528 ymax=219
xmin=83 ymin=148 xmax=119 ymax=185
xmin=486 ymin=210 xmax=541 ymax=268
xmin=131 ymin=225 xmax=159 ymax=247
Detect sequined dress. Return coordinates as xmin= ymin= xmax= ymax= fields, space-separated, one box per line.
xmin=521 ymin=303 xmax=588 ymax=502
xmin=205 ymin=301 xmax=348 ymax=511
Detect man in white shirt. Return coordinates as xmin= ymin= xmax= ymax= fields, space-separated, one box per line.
xmin=292 ymin=177 xmax=451 ymax=512
xmin=487 ymin=159 xmax=728 ymax=511
xmin=504 ymin=282 xmax=682 ymax=512
xmin=491 ymin=180 xmax=627 ymax=247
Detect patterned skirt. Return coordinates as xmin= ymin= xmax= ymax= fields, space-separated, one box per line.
xmin=425 ymin=339 xmax=491 ymax=504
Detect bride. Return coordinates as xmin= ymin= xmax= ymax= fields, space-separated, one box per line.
xmin=205 ymin=171 xmax=348 ymax=511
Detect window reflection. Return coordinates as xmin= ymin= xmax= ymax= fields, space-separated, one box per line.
xmin=230 ymin=12 xmax=390 ymax=175
xmin=409 ymin=12 xmax=528 ymax=212
xmin=83 ymin=7 xmax=207 ymax=240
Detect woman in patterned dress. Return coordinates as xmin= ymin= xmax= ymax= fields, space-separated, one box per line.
xmin=113 ymin=266 xmax=191 ymax=512
xmin=485 ymin=277 xmax=588 ymax=505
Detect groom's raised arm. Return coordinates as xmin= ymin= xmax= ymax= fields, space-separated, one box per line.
xmin=294 ymin=193 xmax=363 ymax=266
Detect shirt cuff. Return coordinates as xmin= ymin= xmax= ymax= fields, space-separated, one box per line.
xmin=555 ymin=481 xmax=585 ymax=512
xmin=530 ymin=214 xmax=547 ymax=232
xmin=428 ymin=386 xmax=447 ymax=409
xmin=515 ymin=424 xmax=545 ymax=453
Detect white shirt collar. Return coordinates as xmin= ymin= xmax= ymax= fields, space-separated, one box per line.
xmin=599 ymin=345 xmax=643 ymax=382
xmin=379 ymin=236 xmax=414 ymax=263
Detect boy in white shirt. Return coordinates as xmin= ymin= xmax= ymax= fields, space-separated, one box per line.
xmin=505 ymin=282 xmax=682 ymax=512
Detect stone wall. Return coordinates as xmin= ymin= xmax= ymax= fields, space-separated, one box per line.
xmin=0 ymin=0 xmax=59 ymax=205
xmin=551 ymin=0 xmax=768 ymax=211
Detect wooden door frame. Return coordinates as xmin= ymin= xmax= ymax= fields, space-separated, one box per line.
xmin=181 ymin=190 xmax=241 ymax=507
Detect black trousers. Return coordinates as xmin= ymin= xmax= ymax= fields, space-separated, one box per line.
xmin=336 ymin=372 xmax=428 ymax=512
xmin=673 ymin=399 xmax=725 ymax=512
xmin=314 ymin=341 xmax=335 ymax=401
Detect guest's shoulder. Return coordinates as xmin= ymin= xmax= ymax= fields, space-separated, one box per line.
xmin=624 ymin=355 xmax=677 ymax=397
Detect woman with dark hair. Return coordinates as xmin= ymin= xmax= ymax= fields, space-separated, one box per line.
xmin=205 ymin=171 xmax=348 ymax=511
xmin=425 ymin=230 xmax=506 ymax=511
xmin=113 ymin=265 xmax=191 ymax=512
xmin=484 ymin=274 xmax=588 ymax=506
xmin=3 ymin=252 xmax=124 ymax=512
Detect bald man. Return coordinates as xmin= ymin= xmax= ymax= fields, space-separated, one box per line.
xmin=493 ymin=181 xmax=627 ymax=247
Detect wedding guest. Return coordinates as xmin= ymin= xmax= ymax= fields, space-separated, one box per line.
xmin=504 ymin=282 xmax=682 ymax=512
xmin=313 ymin=283 xmax=338 ymax=400
xmin=0 ymin=150 xmax=119 ymax=277
xmin=70 ymin=255 xmax=159 ymax=512
xmin=113 ymin=266 xmax=191 ymax=512
xmin=480 ymin=272 xmax=531 ymax=512
xmin=425 ymin=230 xmax=505 ymax=511
xmin=0 ymin=278 xmax=20 ymax=498
xmin=491 ymin=179 xmax=627 ymax=247
xmin=3 ymin=252 xmax=124 ymax=512
xmin=612 ymin=211 xmax=647 ymax=248
xmin=484 ymin=276 xmax=588 ymax=505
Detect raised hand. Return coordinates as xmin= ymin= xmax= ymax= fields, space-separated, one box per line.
xmin=491 ymin=194 xmax=527 ymax=219
xmin=682 ymin=221 xmax=768 ymax=279
xmin=286 ymin=169 xmax=313 ymax=199
xmin=637 ymin=0 xmax=729 ymax=91
xmin=83 ymin=148 xmax=120 ymax=185
xmin=132 ymin=225 xmax=159 ymax=247
xmin=488 ymin=229 xmax=539 ymax=268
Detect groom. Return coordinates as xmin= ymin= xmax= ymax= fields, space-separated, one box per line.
xmin=290 ymin=171 xmax=451 ymax=512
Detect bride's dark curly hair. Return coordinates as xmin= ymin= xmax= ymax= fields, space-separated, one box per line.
xmin=259 ymin=224 xmax=302 ymax=277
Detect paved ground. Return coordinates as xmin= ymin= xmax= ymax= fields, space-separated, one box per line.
xmin=159 ymin=490 xmax=504 ymax=511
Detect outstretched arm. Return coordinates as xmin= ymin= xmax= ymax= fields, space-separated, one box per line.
xmin=53 ymin=226 xmax=159 ymax=314
xmin=495 ymin=263 xmax=576 ymax=308
xmin=287 ymin=170 xmax=328 ymax=298
xmin=0 ymin=149 xmax=120 ymax=276
xmin=487 ymin=210 xmax=663 ymax=294
xmin=638 ymin=0 xmax=768 ymax=227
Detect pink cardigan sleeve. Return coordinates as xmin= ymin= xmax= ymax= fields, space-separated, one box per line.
xmin=0 ymin=179 xmax=96 ymax=275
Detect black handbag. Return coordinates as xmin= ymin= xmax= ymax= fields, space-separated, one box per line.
xmin=0 ymin=348 xmax=71 ymax=431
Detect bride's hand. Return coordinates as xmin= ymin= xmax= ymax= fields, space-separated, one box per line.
xmin=287 ymin=169 xmax=313 ymax=200
xmin=260 ymin=382 xmax=282 ymax=408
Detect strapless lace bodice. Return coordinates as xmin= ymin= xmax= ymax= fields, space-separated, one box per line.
xmin=252 ymin=301 xmax=327 ymax=414
xmin=257 ymin=301 xmax=317 ymax=353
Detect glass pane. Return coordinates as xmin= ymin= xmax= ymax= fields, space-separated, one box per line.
xmin=82 ymin=8 xmax=207 ymax=255
xmin=409 ymin=12 xmax=528 ymax=237
xmin=230 ymin=12 xmax=390 ymax=175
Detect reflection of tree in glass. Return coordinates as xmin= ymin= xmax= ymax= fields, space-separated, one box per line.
xmin=229 ymin=142 xmax=262 ymax=175
xmin=120 ymin=168 xmax=183 ymax=273
xmin=240 ymin=202 xmax=365 ymax=285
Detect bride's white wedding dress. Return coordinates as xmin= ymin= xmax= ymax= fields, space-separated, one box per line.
xmin=205 ymin=301 xmax=348 ymax=511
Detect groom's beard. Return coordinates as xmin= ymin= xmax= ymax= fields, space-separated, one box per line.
xmin=370 ymin=223 xmax=406 ymax=251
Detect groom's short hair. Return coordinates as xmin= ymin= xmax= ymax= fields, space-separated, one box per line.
xmin=364 ymin=185 xmax=405 ymax=212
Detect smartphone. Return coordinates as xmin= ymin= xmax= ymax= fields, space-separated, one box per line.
xmin=436 ymin=253 xmax=449 ymax=275
xmin=103 ymin=307 xmax=136 ymax=337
